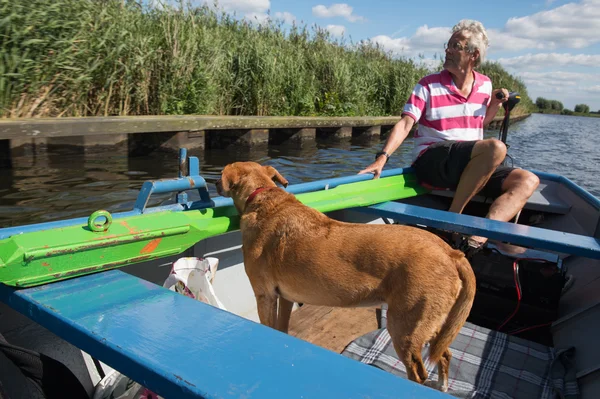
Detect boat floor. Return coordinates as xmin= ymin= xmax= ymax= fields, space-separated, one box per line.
xmin=288 ymin=304 xmax=380 ymax=353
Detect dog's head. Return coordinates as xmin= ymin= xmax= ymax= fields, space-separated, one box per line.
xmin=216 ymin=162 xmax=288 ymax=212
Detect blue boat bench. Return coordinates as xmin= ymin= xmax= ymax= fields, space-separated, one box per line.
xmin=355 ymin=201 xmax=600 ymax=260
xmin=0 ymin=270 xmax=451 ymax=399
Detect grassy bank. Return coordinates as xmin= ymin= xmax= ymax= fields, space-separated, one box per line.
xmin=535 ymin=111 xmax=600 ymax=118
xmin=1 ymin=0 xmax=534 ymax=118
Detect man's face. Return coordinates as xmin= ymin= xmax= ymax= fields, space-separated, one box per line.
xmin=443 ymin=32 xmax=478 ymax=75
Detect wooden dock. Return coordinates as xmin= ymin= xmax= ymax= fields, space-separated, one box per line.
xmin=0 ymin=114 xmax=529 ymax=168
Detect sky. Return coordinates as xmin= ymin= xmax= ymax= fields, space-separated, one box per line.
xmin=164 ymin=0 xmax=600 ymax=112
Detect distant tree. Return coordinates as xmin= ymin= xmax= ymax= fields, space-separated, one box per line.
xmin=562 ymin=109 xmax=574 ymax=115
xmin=550 ymin=100 xmax=563 ymax=111
xmin=574 ymin=104 xmax=590 ymax=113
xmin=535 ymin=97 xmax=564 ymax=113
xmin=536 ymin=97 xmax=549 ymax=110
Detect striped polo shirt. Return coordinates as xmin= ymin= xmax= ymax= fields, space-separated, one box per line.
xmin=402 ymin=69 xmax=493 ymax=161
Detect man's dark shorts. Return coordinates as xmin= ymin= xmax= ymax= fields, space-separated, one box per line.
xmin=412 ymin=140 xmax=514 ymax=198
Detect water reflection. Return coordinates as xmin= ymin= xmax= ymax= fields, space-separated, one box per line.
xmin=1 ymin=113 xmax=599 ymax=228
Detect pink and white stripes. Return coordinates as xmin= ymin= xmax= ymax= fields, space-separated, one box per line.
xmin=402 ymin=69 xmax=493 ymax=161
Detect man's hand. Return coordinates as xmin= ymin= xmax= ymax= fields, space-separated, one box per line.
xmin=357 ymin=114 xmax=414 ymax=179
xmin=490 ymin=88 xmax=509 ymax=108
xmin=484 ymin=88 xmax=509 ymax=127
xmin=358 ymin=156 xmax=387 ymax=179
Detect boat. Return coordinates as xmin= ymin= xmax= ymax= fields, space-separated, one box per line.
xmin=1 ymin=140 xmax=599 ymax=398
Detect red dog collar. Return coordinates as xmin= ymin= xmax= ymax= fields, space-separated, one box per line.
xmin=245 ymin=187 xmax=272 ymax=206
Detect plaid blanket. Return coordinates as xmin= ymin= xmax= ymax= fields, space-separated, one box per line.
xmin=342 ymin=307 xmax=579 ymax=398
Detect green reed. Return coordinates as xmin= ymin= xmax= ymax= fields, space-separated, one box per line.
xmin=0 ymin=0 xmax=532 ymax=118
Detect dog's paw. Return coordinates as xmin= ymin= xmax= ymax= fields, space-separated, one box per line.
xmin=423 ymin=379 xmax=448 ymax=392
xmin=439 ymin=380 xmax=448 ymax=393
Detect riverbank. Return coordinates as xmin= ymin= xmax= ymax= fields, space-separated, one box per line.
xmin=536 ymin=111 xmax=600 ymax=118
xmin=0 ymin=113 xmax=529 ymax=169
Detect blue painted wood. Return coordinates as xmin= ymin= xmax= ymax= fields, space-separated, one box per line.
xmin=359 ymin=201 xmax=600 ymax=259
xmin=0 ymin=270 xmax=449 ymax=399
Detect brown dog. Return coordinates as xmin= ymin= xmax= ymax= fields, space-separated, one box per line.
xmin=216 ymin=161 xmax=476 ymax=392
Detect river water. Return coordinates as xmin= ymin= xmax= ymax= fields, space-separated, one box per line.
xmin=1 ymin=113 xmax=599 ymax=228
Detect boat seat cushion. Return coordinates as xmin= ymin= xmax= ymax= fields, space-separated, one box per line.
xmin=342 ymin=307 xmax=579 ymax=399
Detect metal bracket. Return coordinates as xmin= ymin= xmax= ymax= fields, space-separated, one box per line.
xmin=133 ymin=148 xmax=211 ymax=213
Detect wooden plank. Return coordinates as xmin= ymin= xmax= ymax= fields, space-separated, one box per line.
xmin=0 ymin=114 xmax=528 ymax=142
xmin=0 ymin=115 xmax=402 ymax=140
xmin=288 ymin=304 xmax=380 ymax=353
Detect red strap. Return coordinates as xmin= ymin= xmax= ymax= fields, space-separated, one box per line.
xmin=418 ymin=181 xmax=450 ymax=191
xmin=245 ymin=187 xmax=272 ymax=206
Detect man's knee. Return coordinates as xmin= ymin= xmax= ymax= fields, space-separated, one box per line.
xmin=522 ymin=170 xmax=540 ymax=195
xmin=474 ymin=139 xmax=507 ymax=164
xmin=505 ymin=169 xmax=540 ymax=196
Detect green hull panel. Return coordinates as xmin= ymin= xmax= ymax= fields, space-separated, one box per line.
xmin=0 ymin=173 xmax=427 ymax=287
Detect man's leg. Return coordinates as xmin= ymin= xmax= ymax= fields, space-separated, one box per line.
xmin=486 ymin=169 xmax=540 ymax=223
xmin=448 ymin=138 xmax=539 ymax=247
xmin=413 ymin=139 xmax=540 ymax=251
xmin=468 ymin=168 xmax=540 ymax=246
xmin=448 ymin=138 xmax=507 ymax=214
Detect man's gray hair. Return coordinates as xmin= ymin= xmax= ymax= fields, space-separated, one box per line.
xmin=452 ymin=19 xmax=488 ymax=67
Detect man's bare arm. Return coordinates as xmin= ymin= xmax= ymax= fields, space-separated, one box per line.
xmin=358 ymin=114 xmax=415 ymax=178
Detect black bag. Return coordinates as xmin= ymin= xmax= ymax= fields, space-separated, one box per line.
xmin=0 ymin=332 xmax=89 ymax=399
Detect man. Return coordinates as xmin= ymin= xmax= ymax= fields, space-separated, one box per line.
xmin=358 ymin=19 xmax=539 ymax=255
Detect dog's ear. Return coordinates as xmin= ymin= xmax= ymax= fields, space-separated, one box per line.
xmin=263 ymin=165 xmax=288 ymax=188
xmin=218 ymin=166 xmax=238 ymax=195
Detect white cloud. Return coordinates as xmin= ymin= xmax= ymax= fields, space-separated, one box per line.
xmin=582 ymin=85 xmax=600 ymax=94
xmin=518 ymin=71 xmax=598 ymax=86
xmin=371 ymin=1 xmax=600 ymax=56
xmin=486 ymin=29 xmax=548 ymax=52
xmin=274 ymin=11 xmax=296 ymax=25
xmin=312 ymin=4 xmax=365 ymax=22
xmin=497 ymin=53 xmax=600 ymax=69
xmin=504 ymin=0 xmax=600 ymax=49
xmin=410 ymin=25 xmax=452 ymax=50
xmin=326 ymin=25 xmax=346 ymax=37
xmin=488 ymin=70 xmax=595 ymax=111
xmin=244 ymin=12 xmax=270 ymax=24
xmin=369 ymin=35 xmax=412 ymax=54
xmin=369 ymin=25 xmax=449 ymax=57
xmin=508 ymin=70 xmax=600 ymax=108
xmin=495 ymin=52 xmax=600 ymax=110
xmin=206 ymin=0 xmax=270 ymax=15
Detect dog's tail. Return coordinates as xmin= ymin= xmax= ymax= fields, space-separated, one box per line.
xmin=428 ymin=251 xmax=477 ymax=363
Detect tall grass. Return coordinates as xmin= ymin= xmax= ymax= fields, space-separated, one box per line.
xmin=0 ymin=0 xmax=531 ymax=118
